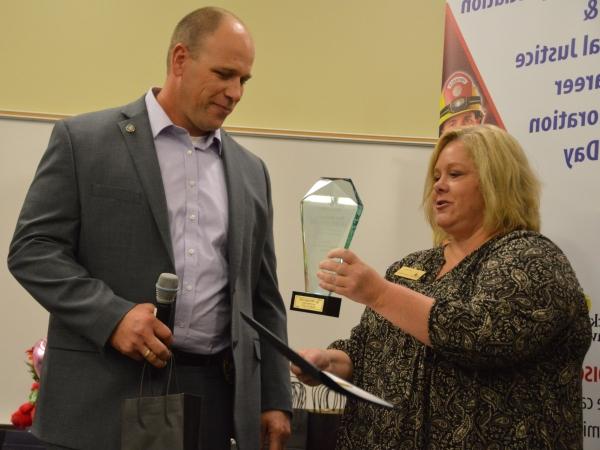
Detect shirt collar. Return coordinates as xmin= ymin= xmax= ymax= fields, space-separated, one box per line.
xmin=145 ymin=88 xmax=222 ymax=155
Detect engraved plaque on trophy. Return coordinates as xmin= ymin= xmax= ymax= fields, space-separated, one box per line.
xmin=290 ymin=178 xmax=363 ymax=317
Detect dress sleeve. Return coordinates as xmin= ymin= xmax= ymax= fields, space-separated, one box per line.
xmin=428 ymin=232 xmax=591 ymax=369
xmin=327 ymin=257 xmax=415 ymax=380
xmin=327 ymin=307 xmax=372 ymax=382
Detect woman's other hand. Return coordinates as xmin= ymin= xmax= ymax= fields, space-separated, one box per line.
xmin=291 ymin=348 xmax=331 ymax=386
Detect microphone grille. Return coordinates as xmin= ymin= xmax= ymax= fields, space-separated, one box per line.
xmin=156 ymin=273 xmax=179 ymax=304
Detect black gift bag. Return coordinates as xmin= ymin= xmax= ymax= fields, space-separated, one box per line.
xmin=288 ymin=380 xmax=344 ymax=450
xmin=305 ymin=410 xmax=342 ymax=450
xmin=288 ymin=381 xmax=309 ymax=450
xmin=121 ymin=359 xmax=202 ymax=450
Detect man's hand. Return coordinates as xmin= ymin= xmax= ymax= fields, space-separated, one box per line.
xmin=109 ymin=303 xmax=172 ymax=368
xmin=260 ymin=410 xmax=291 ymax=450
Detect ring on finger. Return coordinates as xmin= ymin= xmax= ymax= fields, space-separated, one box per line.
xmin=142 ymin=348 xmax=151 ymax=358
xmin=145 ymin=350 xmax=158 ymax=362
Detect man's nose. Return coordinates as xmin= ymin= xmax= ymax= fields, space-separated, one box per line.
xmin=225 ymin=80 xmax=243 ymax=102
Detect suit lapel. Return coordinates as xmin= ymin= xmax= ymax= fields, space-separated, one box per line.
xmin=118 ymin=98 xmax=175 ymax=267
xmin=221 ymin=132 xmax=247 ymax=290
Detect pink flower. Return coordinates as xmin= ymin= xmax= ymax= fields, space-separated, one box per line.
xmin=12 ymin=340 xmax=45 ymax=429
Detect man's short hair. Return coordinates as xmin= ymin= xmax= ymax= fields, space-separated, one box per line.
xmin=166 ymin=7 xmax=240 ymax=70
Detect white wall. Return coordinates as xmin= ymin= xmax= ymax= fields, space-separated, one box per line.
xmin=0 ymin=118 xmax=433 ymax=422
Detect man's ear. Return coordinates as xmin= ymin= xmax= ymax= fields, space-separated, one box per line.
xmin=170 ymin=43 xmax=188 ymax=76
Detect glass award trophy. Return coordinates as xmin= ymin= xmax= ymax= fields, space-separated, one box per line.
xmin=291 ymin=178 xmax=363 ymax=317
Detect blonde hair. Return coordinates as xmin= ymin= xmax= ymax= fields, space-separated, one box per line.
xmin=423 ymin=125 xmax=541 ymax=245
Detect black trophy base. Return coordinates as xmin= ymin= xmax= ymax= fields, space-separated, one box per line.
xmin=290 ymin=291 xmax=341 ymax=317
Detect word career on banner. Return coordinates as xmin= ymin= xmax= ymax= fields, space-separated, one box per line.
xmin=555 ymin=72 xmax=600 ymax=96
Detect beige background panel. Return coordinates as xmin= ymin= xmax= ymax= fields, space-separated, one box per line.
xmin=0 ymin=1 xmax=445 ymax=137
xmin=0 ymin=117 xmax=433 ymax=422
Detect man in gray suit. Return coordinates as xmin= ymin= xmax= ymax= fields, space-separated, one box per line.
xmin=8 ymin=7 xmax=291 ymax=450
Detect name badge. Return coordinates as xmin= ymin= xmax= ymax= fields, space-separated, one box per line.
xmin=394 ymin=266 xmax=426 ymax=280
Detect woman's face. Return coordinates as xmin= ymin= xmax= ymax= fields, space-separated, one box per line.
xmin=431 ymin=140 xmax=486 ymax=240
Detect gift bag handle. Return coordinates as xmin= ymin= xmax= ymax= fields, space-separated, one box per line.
xmin=136 ymin=355 xmax=180 ymax=427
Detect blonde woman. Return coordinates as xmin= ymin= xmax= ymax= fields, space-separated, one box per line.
xmin=293 ymin=125 xmax=591 ymax=449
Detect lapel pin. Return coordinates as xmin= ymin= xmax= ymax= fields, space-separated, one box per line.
xmin=125 ymin=123 xmax=136 ymax=133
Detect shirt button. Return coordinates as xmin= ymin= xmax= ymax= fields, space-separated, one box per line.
xmin=188 ymin=248 xmax=195 ymax=255
xmin=189 ymin=214 xmax=196 ymax=221
xmin=185 ymin=284 xmax=192 ymax=291
xmin=189 ymin=180 xmax=196 ymax=187
xmin=187 ymin=149 xmax=193 ymax=156
xmin=176 ymin=321 xmax=184 ymax=328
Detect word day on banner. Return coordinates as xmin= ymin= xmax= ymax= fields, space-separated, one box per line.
xmin=443 ymin=0 xmax=600 ymax=447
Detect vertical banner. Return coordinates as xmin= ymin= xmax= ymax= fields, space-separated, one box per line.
xmin=442 ymin=1 xmax=600 ymax=447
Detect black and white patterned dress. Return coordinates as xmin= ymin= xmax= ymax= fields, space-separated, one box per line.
xmin=329 ymin=230 xmax=591 ymax=449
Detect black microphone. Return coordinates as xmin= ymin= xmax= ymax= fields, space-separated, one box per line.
xmin=155 ymin=273 xmax=179 ymax=330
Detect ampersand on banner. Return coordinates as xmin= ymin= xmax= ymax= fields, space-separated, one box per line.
xmin=584 ymin=0 xmax=598 ymax=20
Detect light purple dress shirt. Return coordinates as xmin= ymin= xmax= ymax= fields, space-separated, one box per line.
xmin=145 ymin=88 xmax=230 ymax=354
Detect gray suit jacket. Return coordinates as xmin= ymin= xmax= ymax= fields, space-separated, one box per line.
xmin=8 ymin=97 xmax=292 ymax=450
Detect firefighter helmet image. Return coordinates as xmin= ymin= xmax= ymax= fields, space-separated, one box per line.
xmin=439 ymin=71 xmax=485 ymax=134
